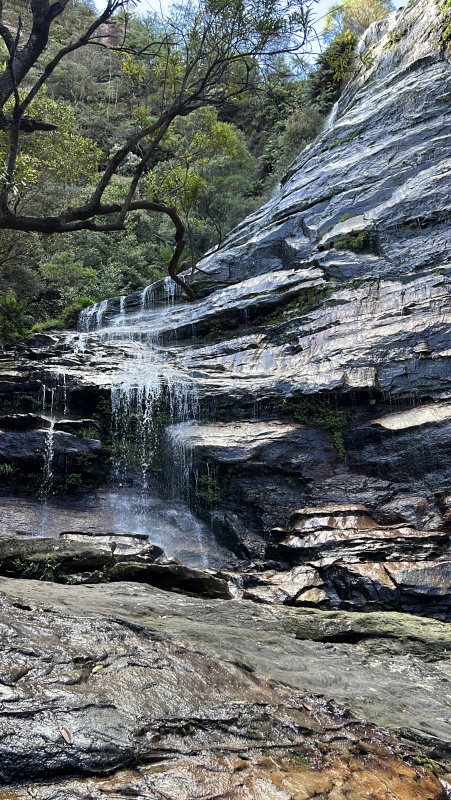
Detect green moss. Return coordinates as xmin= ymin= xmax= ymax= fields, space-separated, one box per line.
xmin=285 ymin=475 xmax=304 ymax=491
xmin=0 ymin=462 xmax=15 ymax=478
xmin=290 ymin=398 xmax=349 ymax=460
xmin=412 ymin=757 xmax=435 ymax=770
xmin=438 ymin=0 xmax=451 ymax=44
xmin=152 ymin=410 xmax=171 ymax=427
xmin=13 ymin=393 xmax=42 ymax=412
xmin=195 ymin=474 xmax=222 ymax=505
xmin=382 ymin=29 xmax=407 ymax=50
xmin=93 ymin=397 xmax=113 ymax=431
xmin=260 ymin=286 xmax=335 ymax=326
xmin=204 ymin=319 xmax=223 ymax=341
xmin=294 ymin=754 xmax=310 ymax=765
xmin=65 ymin=472 xmax=83 ymax=487
xmin=326 ymin=131 xmax=358 ymax=150
xmin=358 ymin=48 xmax=375 ymax=70
xmin=79 ymin=426 xmax=100 ymax=439
xmin=318 ymin=230 xmax=377 ymax=254
xmin=75 ymin=451 xmax=96 ymax=467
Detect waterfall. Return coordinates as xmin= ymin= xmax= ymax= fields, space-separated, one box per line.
xmin=40 ymin=376 xmax=67 ymax=501
xmin=325 ymin=101 xmax=340 ymax=130
xmin=78 ymin=298 xmax=109 ymax=332
xmin=39 ymin=385 xmax=56 ymax=541
xmin=68 ymin=277 xmax=213 ymax=564
xmin=118 ymin=295 xmax=126 ymax=326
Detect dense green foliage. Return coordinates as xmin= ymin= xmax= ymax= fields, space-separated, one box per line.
xmin=0 ymin=0 xmax=390 ymax=340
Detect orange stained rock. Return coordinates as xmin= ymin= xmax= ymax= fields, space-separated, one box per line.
xmin=0 ymin=751 xmax=444 ymax=799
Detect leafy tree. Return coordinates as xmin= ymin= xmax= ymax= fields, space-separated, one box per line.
xmin=0 ymin=90 xmax=100 ymax=197
xmin=306 ymin=30 xmax=359 ymax=113
xmin=271 ymin=103 xmax=323 ymax=178
xmin=144 ymin=106 xmax=257 ymax=266
xmin=0 ymin=0 xmax=316 ymax=300
xmin=0 ymin=287 xmax=29 ymax=341
xmin=323 ymin=0 xmax=394 ymax=42
xmin=39 ymin=249 xmax=98 ymax=305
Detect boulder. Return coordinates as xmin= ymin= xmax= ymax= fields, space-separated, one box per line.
xmin=0 ymin=429 xmax=101 ymax=462
xmin=0 ymin=413 xmax=49 ymax=430
xmin=108 ymin=561 xmax=232 ymax=599
xmin=0 ymin=537 xmax=230 ymax=598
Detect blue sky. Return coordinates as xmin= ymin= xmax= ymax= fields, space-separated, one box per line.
xmin=129 ymin=0 xmax=405 ymax=62
xmin=134 ymin=0 xmax=405 ymax=33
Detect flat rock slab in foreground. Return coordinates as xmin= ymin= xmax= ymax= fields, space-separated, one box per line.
xmin=0 ymin=579 xmax=448 ymax=799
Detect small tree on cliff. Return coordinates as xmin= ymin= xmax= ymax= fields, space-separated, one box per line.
xmin=323 ymin=0 xmax=394 ymax=42
xmin=0 ymin=0 xmax=316 ymax=300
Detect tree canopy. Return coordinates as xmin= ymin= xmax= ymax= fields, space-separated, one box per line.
xmin=0 ymin=0 xmax=317 ymax=299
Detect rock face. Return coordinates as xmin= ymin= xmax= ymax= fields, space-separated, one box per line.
xmin=0 ymin=535 xmax=231 ymax=598
xmin=0 ymin=577 xmax=447 ymax=798
xmin=233 ymin=503 xmax=450 ymax=618
xmin=1 ymin=0 xmax=447 ymax=548
xmin=0 ymin=0 xmax=450 ymax=587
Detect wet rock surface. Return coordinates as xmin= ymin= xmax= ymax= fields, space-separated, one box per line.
xmin=170 ymin=411 xmax=451 ymax=556
xmin=0 ymin=1 xmax=451 ymax=794
xmin=0 ymin=577 xmax=447 ymax=797
xmin=238 ymin=504 xmax=451 ymax=618
xmin=1 ymin=0 xmax=450 ymax=541
xmin=0 ymin=536 xmax=230 ymax=598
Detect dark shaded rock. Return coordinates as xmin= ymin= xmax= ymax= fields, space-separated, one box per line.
xmin=54 ymin=418 xmax=100 ymax=435
xmin=272 ymin=521 xmax=449 ymax=565
xmin=322 ymin=560 xmax=451 ymax=618
xmin=108 ymin=561 xmax=232 ymax=598
xmin=246 ymin=504 xmax=451 ymax=618
xmin=0 ymin=413 xmax=49 ymax=430
xmin=170 ymin=420 xmax=338 ymax=479
xmin=440 ymin=493 xmax=451 ymax=527
xmin=378 ymin=494 xmax=430 ymax=526
xmin=0 ymin=429 xmax=101 ymax=462
xmin=245 ymin=558 xmax=451 ymax=620
xmin=0 ymin=537 xmax=230 ymax=599
xmin=0 ymin=536 xmax=163 ymax=582
xmin=346 ymin=405 xmax=451 ymax=482
xmin=24 ymin=333 xmax=60 ymax=348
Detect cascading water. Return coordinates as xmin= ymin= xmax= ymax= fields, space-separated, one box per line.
xmin=41 ymin=386 xmax=56 ymax=501
xmin=74 ymin=281 xmax=215 ymax=567
xmin=38 ymin=379 xmax=67 ymax=537
xmin=79 ymin=298 xmax=109 ymax=332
